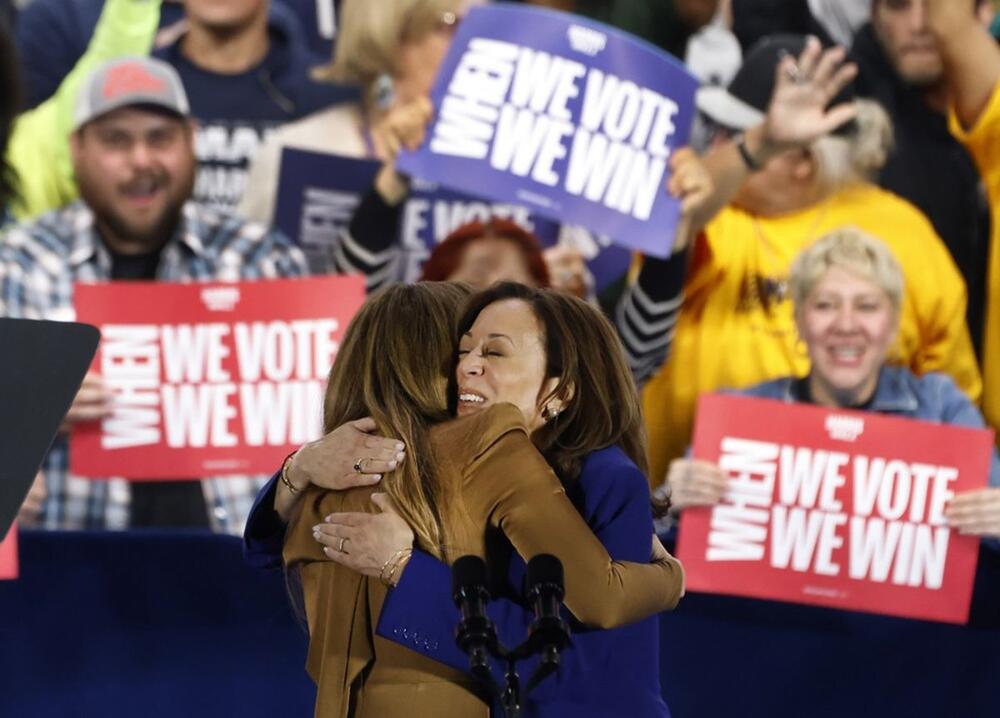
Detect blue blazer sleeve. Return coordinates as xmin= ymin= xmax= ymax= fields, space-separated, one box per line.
xmin=375 ymin=447 xmax=660 ymax=680
xmin=242 ymin=472 xmax=286 ymax=571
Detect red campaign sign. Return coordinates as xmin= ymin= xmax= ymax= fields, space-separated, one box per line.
xmin=71 ymin=276 xmax=365 ymax=479
xmin=0 ymin=525 xmax=17 ymax=580
xmin=676 ymin=393 xmax=994 ymax=624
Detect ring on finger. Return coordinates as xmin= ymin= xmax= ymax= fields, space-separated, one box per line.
xmin=338 ymin=537 xmax=347 ymax=552
xmin=353 ymin=458 xmax=366 ymax=473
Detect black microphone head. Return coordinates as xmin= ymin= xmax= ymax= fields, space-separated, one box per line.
xmin=526 ymin=554 xmax=564 ymax=598
xmin=452 ymin=554 xmax=489 ymax=598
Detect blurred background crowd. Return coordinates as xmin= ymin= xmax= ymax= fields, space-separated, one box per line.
xmin=3 ymin=0 xmax=1000 ymax=715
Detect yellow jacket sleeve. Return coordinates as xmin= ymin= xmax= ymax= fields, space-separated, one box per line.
xmin=7 ymin=0 xmax=162 ymax=220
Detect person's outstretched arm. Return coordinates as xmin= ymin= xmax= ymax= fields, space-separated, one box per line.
xmin=8 ymin=0 xmax=162 ymax=219
xmin=928 ymin=0 xmax=1000 ymax=129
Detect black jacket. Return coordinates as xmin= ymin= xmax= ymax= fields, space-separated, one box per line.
xmin=851 ymin=23 xmax=990 ymax=356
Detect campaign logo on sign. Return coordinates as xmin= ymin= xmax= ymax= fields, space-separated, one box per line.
xmin=397 ymin=4 xmax=698 ymax=259
xmin=825 ymin=415 xmax=865 ymax=442
xmin=71 ymin=276 xmax=365 ymax=480
xmin=567 ymin=25 xmax=607 ymax=56
xmin=200 ymin=286 xmax=241 ymax=312
xmin=676 ymin=394 xmax=994 ymax=624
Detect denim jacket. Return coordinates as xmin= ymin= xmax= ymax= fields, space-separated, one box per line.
xmin=740 ymin=366 xmax=1000 ymax=488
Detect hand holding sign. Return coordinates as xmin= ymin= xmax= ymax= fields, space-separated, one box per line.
xmin=665 ymin=458 xmax=729 ymax=511
xmin=16 ymin=473 xmax=46 ymax=528
xmin=373 ymin=96 xmax=435 ymax=205
xmin=59 ymin=371 xmax=113 ymax=433
xmin=676 ymin=394 xmax=993 ymax=624
xmin=396 ymin=4 xmax=699 ymax=258
xmin=667 ymin=147 xmax=714 ymax=252
xmin=946 ymin=488 xmax=1000 ymax=538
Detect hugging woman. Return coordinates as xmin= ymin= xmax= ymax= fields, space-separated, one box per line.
xmin=246 ymin=281 xmax=685 ymax=717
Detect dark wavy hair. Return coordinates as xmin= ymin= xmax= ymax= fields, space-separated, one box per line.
xmin=419 ymin=218 xmax=550 ymax=287
xmin=0 ymin=19 xmax=21 ymax=211
xmin=450 ymin=282 xmax=668 ymax=515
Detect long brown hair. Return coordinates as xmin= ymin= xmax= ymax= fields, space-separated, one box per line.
xmin=323 ymin=281 xmax=470 ymax=556
xmin=450 ymin=283 xmax=661 ymax=511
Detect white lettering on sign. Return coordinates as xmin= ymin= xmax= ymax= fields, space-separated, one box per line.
xmin=98 ymin=317 xmax=340 ymax=453
xmin=430 ymin=38 xmax=519 ymax=159
xmin=701 ymin=433 xmax=964 ymax=591
xmin=706 ymin=438 xmax=778 ymax=561
xmin=101 ymin=324 xmax=161 ymax=449
xmin=427 ymin=40 xmax=680 ymax=221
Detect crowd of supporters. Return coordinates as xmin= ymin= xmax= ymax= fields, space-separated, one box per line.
xmin=1 ymin=1 xmax=999 ymax=558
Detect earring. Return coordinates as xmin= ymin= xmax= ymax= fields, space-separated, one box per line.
xmin=543 ymin=405 xmax=561 ymax=422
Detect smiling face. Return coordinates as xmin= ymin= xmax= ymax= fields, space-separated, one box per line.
xmin=72 ymin=107 xmax=195 ymax=254
xmin=797 ymin=266 xmax=898 ymax=408
xmin=455 ymin=298 xmax=561 ymax=433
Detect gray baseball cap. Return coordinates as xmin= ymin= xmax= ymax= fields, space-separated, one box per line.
xmin=74 ymin=56 xmax=190 ymax=131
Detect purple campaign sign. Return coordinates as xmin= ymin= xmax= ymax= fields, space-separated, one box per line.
xmin=396 ymin=3 xmax=699 ymax=259
xmin=274 ymin=149 xmax=378 ymax=274
xmin=275 ymin=147 xmax=607 ymax=284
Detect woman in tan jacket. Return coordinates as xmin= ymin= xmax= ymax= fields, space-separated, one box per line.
xmin=283 ymin=282 xmax=684 ymax=717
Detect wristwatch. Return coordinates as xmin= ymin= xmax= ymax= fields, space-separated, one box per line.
xmin=735 ymin=133 xmax=762 ymax=172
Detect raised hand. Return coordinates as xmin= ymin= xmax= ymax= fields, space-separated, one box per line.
xmin=762 ymin=36 xmax=858 ymax=153
xmin=372 ymin=96 xmax=434 ymax=204
xmin=667 ymin=147 xmax=714 ymax=250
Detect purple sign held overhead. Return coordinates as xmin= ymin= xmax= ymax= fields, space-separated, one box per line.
xmin=396 ymin=3 xmax=699 ymax=259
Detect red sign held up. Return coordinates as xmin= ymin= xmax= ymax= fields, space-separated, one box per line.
xmin=71 ymin=276 xmax=365 ymax=479
xmin=676 ymin=394 xmax=993 ymax=624
xmin=0 ymin=525 xmax=17 ymax=581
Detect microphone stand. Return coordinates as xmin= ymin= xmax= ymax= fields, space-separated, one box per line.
xmin=453 ymin=555 xmax=570 ymax=718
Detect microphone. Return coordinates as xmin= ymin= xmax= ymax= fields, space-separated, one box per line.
xmin=452 ymin=555 xmax=497 ymax=675
xmin=525 ymin=554 xmax=570 ymax=672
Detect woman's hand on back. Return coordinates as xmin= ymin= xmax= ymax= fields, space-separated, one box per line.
xmin=276 ymin=418 xmax=403 ymax=521
xmin=314 ymin=493 xmax=416 ymax=583
xmin=287 ymin=417 xmax=405 ymax=491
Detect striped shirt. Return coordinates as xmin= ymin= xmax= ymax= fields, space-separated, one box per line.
xmin=0 ymin=200 xmax=309 ymax=534
xmin=342 ymin=188 xmax=688 ymax=384
xmin=615 ymin=252 xmax=687 ymax=386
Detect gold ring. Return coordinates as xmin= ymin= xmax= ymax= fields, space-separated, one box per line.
xmin=353 ymin=458 xmax=365 ymax=473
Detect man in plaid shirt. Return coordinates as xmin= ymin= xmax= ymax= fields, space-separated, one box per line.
xmin=0 ymin=56 xmax=309 ymax=534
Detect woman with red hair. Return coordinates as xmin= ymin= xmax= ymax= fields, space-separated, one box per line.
xmin=418 ymin=218 xmax=550 ymax=289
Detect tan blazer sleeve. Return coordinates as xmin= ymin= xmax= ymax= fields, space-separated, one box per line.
xmin=462 ymin=420 xmax=684 ymax=629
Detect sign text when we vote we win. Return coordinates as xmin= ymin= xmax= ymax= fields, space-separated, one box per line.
xmin=710 ymin=438 xmax=961 ymax=591
xmin=99 ymin=320 xmax=338 ymax=451
xmin=430 ymin=38 xmax=681 ymax=221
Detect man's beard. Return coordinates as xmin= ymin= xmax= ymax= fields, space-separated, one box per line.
xmin=79 ymin=170 xmax=193 ymax=254
xmin=98 ymin=201 xmax=183 ymax=255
